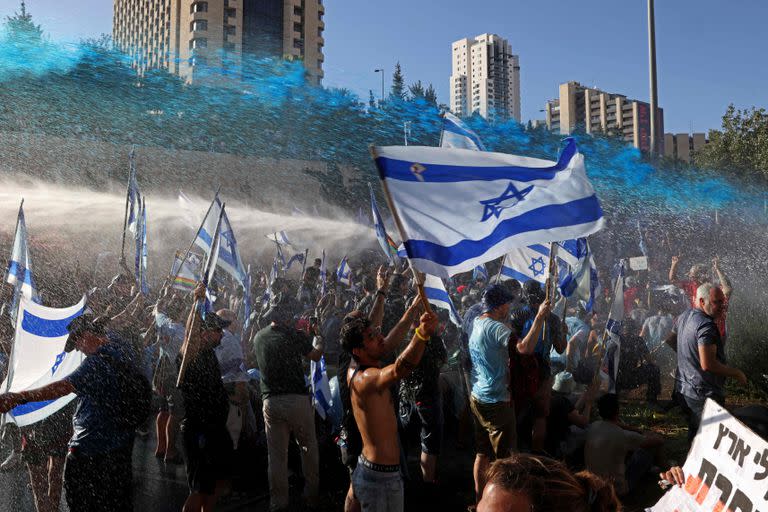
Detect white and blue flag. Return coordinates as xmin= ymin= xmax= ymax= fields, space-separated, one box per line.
xmin=372 ymin=138 xmax=604 ymax=278
xmin=472 ymin=264 xmax=489 ymax=282
xmin=423 ymin=274 xmax=461 ymax=327
xmin=499 ymin=244 xmax=553 ymax=285
xmin=127 ymin=149 xmax=142 ymax=235
xmin=243 ymin=265 xmax=253 ymax=331
xmin=310 ymin=356 xmax=334 ymax=420
xmin=262 ymin=256 xmax=280 ymax=306
xmin=267 ymin=231 xmax=293 ymax=247
xmin=600 ymin=260 xmax=625 ymax=393
xmin=370 ymin=184 xmax=397 ymax=264
xmin=441 ymin=112 xmax=486 ymax=151
xmin=2 ymin=295 xmax=85 ymax=426
xmin=319 ymin=250 xmax=327 ymax=296
xmin=557 ymin=238 xmax=601 ymax=312
xmin=134 ymin=200 xmax=149 ymax=295
xmin=5 ymin=203 xmax=41 ymax=323
xmin=337 ymin=256 xmax=352 ymax=287
xmin=285 ymin=252 xmax=305 ymax=271
xmin=194 ymin=196 xmax=246 ymax=284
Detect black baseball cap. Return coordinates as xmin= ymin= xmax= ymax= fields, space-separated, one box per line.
xmin=481 ymin=284 xmax=515 ymax=313
xmin=64 ymin=314 xmax=109 ymax=353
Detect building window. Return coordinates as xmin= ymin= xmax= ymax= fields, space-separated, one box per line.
xmin=191 ymin=19 xmax=208 ymax=32
xmin=189 ymin=55 xmax=207 ymax=66
xmin=224 ymin=7 xmax=236 ymax=17
xmin=189 ymin=37 xmax=208 ymax=49
xmin=294 ymin=22 xmax=302 ymax=32
xmin=294 ymin=6 xmax=302 ymax=15
xmin=191 ymin=2 xmax=208 ymax=14
xmin=224 ymin=25 xmax=236 ymax=36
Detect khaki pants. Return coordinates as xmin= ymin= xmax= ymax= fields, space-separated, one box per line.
xmin=263 ymin=394 xmax=319 ymax=511
xmin=470 ymin=397 xmax=516 ymax=458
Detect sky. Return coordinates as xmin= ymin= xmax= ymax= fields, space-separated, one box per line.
xmin=1 ymin=0 xmax=766 ymax=133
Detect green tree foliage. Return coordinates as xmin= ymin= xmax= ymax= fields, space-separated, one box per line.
xmin=3 ymin=1 xmax=43 ymax=44
xmin=693 ymin=104 xmax=768 ymax=179
xmin=424 ymin=84 xmax=437 ymax=106
xmin=408 ymin=80 xmax=424 ymax=100
xmin=390 ymin=62 xmax=406 ymax=100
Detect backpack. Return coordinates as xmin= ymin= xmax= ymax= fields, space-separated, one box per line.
xmin=102 ymin=353 xmax=153 ymax=431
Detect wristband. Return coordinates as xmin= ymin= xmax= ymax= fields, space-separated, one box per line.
xmin=414 ymin=327 xmax=429 ymax=341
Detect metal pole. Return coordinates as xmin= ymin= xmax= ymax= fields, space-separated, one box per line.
xmin=648 ymin=0 xmax=659 ymax=157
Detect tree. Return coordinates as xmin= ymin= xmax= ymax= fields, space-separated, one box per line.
xmin=693 ymin=104 xmax=768 ymax=179
xmin=424 ymin=83 xmax=438 ymax=106
xmin=3 ymin=1 xmax=43 ymax=44
xmin=391 ymin=62 xmax=406 ymax=100
xmin=408 ymin=80 xmax=425 ymax=100
xmin=368 ymin=89 xmax=376 ymax=109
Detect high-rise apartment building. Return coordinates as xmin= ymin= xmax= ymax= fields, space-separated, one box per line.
xmin=663 ymin=133 xmax=707 ymax=162
xmin=113 ymin=0 xmax=325 ymax=85
xmin=449 ymin=34 xmax=520 ymax=122
xmin=544 ymin=81 xmax=664 ymax=154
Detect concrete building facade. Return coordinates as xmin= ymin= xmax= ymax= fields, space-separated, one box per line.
xmin=113 ymin=0 xmax=325 ymax=85
xmin=544 ymin=81 xmax=664 ymax=154
xmin=663 ymin=132 xmax=707 ymax=162
xmin=450 ymin=33 xmax=521 ymax=122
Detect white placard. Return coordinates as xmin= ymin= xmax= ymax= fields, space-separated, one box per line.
xmin=648 ymin=400 xmax=768 ymax=512
xmin=629 ymin=256 xmax=648 ymax=271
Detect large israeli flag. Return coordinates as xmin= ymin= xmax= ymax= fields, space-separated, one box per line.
xmin=310 ymin=356 xmax=333 ymax=420
xmin=600 ymin=261 xmax=625 ymax=393
xmin=441 ymin=112 xmax=486 ymax=151
xmin=194 ymin=196 xmax=246 ymax=284
xmin=373 ymin=138 xmax=604 ymax=278
xmin=423 ymin=274 xmax=461 ymax=327
xmin=5 ymin=203 xmax=41 ymax=323
xmin=2 ymin=295 xmax=85 ymax=426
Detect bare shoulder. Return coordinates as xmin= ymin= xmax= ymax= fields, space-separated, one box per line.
xmin=349 ymin=366 xmax=383 ymax=395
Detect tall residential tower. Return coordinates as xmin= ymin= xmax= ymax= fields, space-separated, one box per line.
xmin=113 ymin=0 xmax=325 ymax=85
xmin=449 ymin=34 xmax=520 ymax=122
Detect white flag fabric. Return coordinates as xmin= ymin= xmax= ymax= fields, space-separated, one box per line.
xmin=499 ymin=244 xmax=552 ymax=285
xmin=2 ymin=295 xmax=85 ymax=426
xmin=171 ymin=251 xmax=202 ymax=291
xmin=310 ymin=356 xmax=333 ymax=420
xmin=5 ymin=204 xmax=41 ymax=322
xmin=558 ymin=238 xmax=601 ymax=312
xmin=441 ymin=112 xmax=486 ymax=151
xmin=600 ymin=261 xmax=625 ymax=392
xmin=336 ymin=256 xmax=352 ymax=287
xmin=372 ymin=138 xmax=604 ymax=278
xmin=194 ymin=197 xmax=246 ymax=284
xmin=423 ymin=274 xmax=461 ymax=327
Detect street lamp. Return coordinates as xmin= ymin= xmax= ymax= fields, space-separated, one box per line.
xmin=374 ymin=68 xmax=385 ymax=101
xmin=648 ymin=0 xmax=659 ymax=157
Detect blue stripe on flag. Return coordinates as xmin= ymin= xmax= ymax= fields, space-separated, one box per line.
xmin=21 ymin=308 xmax=85 ymax=338
xmin=501 ymin=266 xmax=534 ymax=282
xmin=404 ymin=195 xmax=603 ymax=266
xmin=442 ymin=121 xmax=486 ymax=150
xmin=198 ymin=229 xmax=240 ymax=273
xmin=11 ymin=399 xmax=55 ymax=416
xmin=7 ymin=261 xmax=34 ymax=286
xmin=377 ymin=139 xmax=576 ymax=183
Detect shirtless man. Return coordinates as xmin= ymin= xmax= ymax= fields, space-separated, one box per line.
xmin=340 ymin=309 xmax=438 ymax=512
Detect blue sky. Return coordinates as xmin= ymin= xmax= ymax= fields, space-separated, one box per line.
xmin=2 ymin=0 xmax=766 ymax=133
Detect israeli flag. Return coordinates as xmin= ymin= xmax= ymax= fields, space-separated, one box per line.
xmin=127 ymin=151 xmax=141 ymax=235
xmin=373 ymin=138 xmax=604 ymax=278
xmin=262 ymin=256 xmax=280 ymax=306
xmin=472 ymin=264 xmax=489 ymax=282
xmin=134 ymin=200 xmax=149 ymax=295
xmin=600 ymin=261 xmax=625 ymax=393
xmin=557 ymin=238 xmax=601 ymax=312
xmin=194 ymin=196 xmax=246 ymax=284
xmin=267 ymin=231 xmax=293 ymax=247
xmin=499 ymin=244 xmax=553 ymax=284
xmin=370 ymin=185 xmax=397 ymax=264
xmin=285 ymin=252 xmax=305 ymax=271
xmin=311 ymin=356 xmax=334 ymax=420
xmin=5 ymin=203 xmax=41 ymax=323
xmin=423 ymin=274 xmax=461 ymax=327
xmin=2 ymin=295 xmax=85 ymax=426
xmin=337 ymin=256 xmax=352 ymax=287
xmin=441 ymin=112 xmax=486 ymax=151
xmin=242 ymin=265 xmax=253 ymax=331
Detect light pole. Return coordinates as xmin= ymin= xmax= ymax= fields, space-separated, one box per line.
xmin=648 ymin=0 xmax=659 ymax=157
xmin=374 ymin=68 xmax=385 ymax=102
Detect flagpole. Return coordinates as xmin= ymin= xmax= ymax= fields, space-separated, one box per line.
xmin=437 ymin=112 xmax=445 ymax=147
xmin=494 ymin=254 xmax=506 ymax=283
xmin=177 ymin=203 xmax=225 ymax=388
xmin=119 ymin=145 xmax=136 ymax=265
xmin=369 ymin=145 xmax=433 ymax=314
xmin=1 ymin=199 xmax=24 ymax=430
xmin=542 ymin=242 xmax=557 ymax=343
xmin=164 ymin=186 xmax=221 ymax=292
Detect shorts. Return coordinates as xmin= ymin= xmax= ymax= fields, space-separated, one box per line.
xmin=413 ymin=397 xmax=444 ymax=455
xmin=351 ymin=456 xmax=403 ymax=512
xmin=21 ymin=408 xmax=73 ymax=465
xmin=181 ymin=422 xmax=233 ymax=495
xmin=470 ymin=396 xmax=516 ymax=458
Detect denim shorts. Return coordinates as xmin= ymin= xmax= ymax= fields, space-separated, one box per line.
xmin=351 ymin=457 xmax=403 ymax=512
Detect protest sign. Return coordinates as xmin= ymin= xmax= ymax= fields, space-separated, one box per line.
xmin=629 ymin=256 xmax=648 ymax=271
xmin=649 ymin=399 xmax=768 ymax=512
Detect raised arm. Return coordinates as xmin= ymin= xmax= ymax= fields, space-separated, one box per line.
xmin=668 ymin=255 xmax=680 ymax=283
xmin=381 ymin=297 xmax=421 ymax=354
xmin=516 ymin=300 xmax=551 ymax=355
xmin=712 ymin=257 xmax=732 ymax=298
xmin=367 ymin=266 xmax=390 ymax=329
xmin=0 ymin=380 xmax=75 ymax=413
xmin=364 ymin=312 xmax=437 ymax=393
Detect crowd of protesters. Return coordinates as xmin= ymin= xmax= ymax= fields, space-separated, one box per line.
xmin=0 ymin=227 xmax=764 ymax=512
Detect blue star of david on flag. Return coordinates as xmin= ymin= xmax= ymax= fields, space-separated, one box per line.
xmin=479 ymin=182 xmax=534 ymax=222
xmin=528 ymin=256 xmax=546 ymax=277
xmin=50 ymin=351 xmax=66 ymax=375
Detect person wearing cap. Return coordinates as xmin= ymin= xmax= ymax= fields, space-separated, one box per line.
xmin=177 ymin=283 xmax=233 ymax=512
xmin=251 ymin=289 xmax=324 ymax=511
xmin=510 ymin=280 xmax=566 ymax=454
xmin=545 ymin=371 xmax=596 ymax=459
xmin=0 ymin=313 xmax=139 ymax=512
xmin=468 ymin=284 xmax=550 ymax=502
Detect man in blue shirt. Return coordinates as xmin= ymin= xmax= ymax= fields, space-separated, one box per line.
xmin=0 ymin=314 xmax=139 ymax=512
